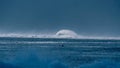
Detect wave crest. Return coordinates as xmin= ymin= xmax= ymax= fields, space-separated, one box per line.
xmin=0 ymin=33 xmax=120 ymax=40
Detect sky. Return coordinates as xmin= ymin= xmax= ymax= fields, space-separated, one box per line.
xmin=0 ymin=0 xmax=120 ymax=37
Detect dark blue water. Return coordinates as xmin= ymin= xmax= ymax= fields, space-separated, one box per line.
xmin=0 ymin=37 xmax=120 ymax=68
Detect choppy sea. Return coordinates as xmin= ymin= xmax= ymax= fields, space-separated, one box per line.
xmin=0 ymin=37 xmax=120 ymax=68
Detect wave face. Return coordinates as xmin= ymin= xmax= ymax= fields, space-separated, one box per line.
xmin=0 ymin=37 xmax=120 ymax=68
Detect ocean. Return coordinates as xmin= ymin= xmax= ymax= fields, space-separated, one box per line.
xmin=0 ymin=37 xmax=120 ymax=68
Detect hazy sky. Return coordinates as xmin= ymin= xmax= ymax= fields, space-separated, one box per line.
xmin=0 ymin=0 xmax=120 ymax=36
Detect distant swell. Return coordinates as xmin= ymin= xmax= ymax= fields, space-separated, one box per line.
xmin=0 ymin=41 xmax=120 ymax=45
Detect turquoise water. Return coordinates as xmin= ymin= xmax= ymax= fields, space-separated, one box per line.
xmin=0 ymin=37 xmax=120 ymax=68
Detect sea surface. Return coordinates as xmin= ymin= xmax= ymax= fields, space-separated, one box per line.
xmin=0 ymin=37 xmax=120 ymax=68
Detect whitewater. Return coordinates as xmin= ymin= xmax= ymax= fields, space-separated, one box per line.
xmin=0 ymin=33 xmax=120 ymax=40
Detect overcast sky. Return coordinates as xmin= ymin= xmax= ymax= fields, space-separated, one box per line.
xmin=0 ymin=0 xmax=120 ymax=37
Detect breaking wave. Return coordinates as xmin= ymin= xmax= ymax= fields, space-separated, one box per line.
xmin=0 ymin=33 xmax=120 ymax=40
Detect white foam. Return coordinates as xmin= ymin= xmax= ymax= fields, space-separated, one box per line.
xmin=79 ymin=36 xmax=120 ymax=40
xmin=55 ymin=29 xmax=78 ymax=38
xmin=0 ymin=33 xmax=120 ymax=40
xmin=0 ymin=33 xmax=52 ymax=38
